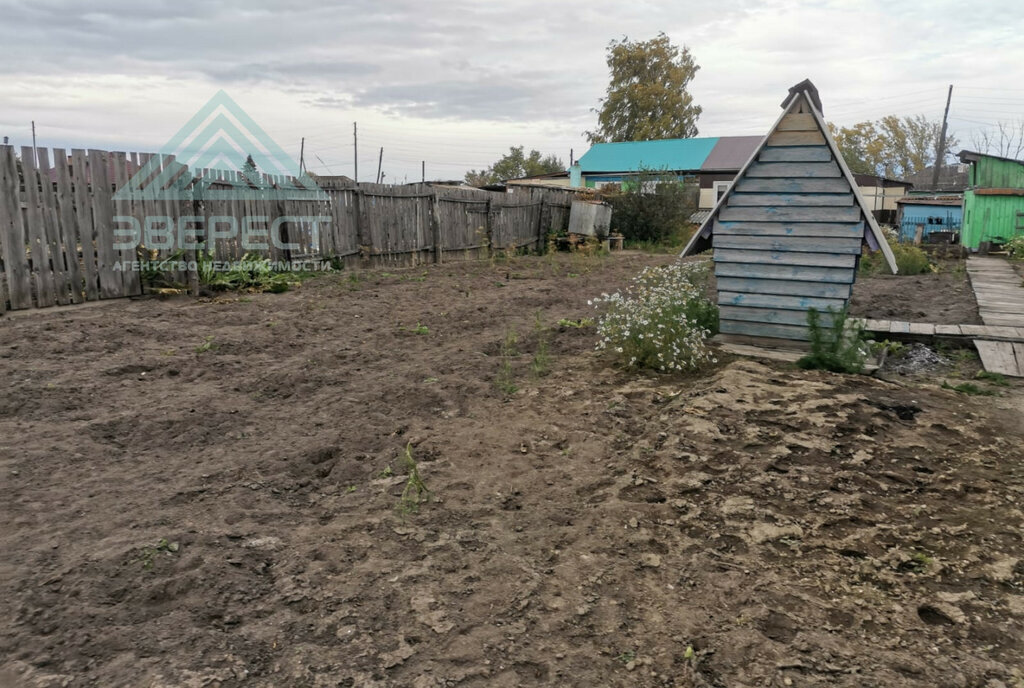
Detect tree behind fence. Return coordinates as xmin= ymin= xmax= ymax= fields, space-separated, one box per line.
xmin=0 ymin=145 xmax=581 ymax=312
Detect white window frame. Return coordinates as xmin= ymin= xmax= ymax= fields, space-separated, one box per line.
xmin=713 ymin=180 xmax=732 ymax=202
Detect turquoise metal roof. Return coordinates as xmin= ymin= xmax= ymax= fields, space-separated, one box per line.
xmin=577 ymin=137 xmax=721 ymax=173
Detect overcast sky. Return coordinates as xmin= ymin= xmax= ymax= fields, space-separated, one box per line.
xmin=1 ymin=0 xmax=1022 ymax=183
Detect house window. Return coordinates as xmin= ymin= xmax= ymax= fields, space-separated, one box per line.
xmin=713 ymin=181 xmax=731 ymax=202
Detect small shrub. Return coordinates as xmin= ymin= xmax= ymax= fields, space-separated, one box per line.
xmin=531 ymin=312 xmax=550 ymax=378
xmin=140 ymin=538 xmax=179 ymax=570
xmin=859 ymin=238 xmax=933 ymax=276
xmin=397 ymin=443 xmax=431 ymax=515
xmin=796 ymin=307 xmax=867 ymax=374
xmin=197 ymin=248 xmax=294 ymax=292
xmin=1005 ymin=234 xmax=1024 ymax=259
xmin=195 ymin=335 xmax=218 ymax=354
xmin=602 ymin=168 xmax=699 ymax=246
xmin=590 ymin=261 xmax=718 ymax=372
xmin=496 ymin=328 xmax=519 ymax=395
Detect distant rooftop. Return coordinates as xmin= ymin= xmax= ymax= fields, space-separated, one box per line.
xmin=903 ymin=163 xmax=969 ymax=192
xmin=577 ymin=136 xmax=761 ymax=174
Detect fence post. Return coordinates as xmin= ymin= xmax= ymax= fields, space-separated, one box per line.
xmin=536 ymin=195 xmax=546 ymax=254
xmin=354 ymin=187 xmax=367 ymax=260
xmin=185 ymin=198 xmax=200 ymax=296
xmin=485 ymin=198 xmax=493 ymax=257
xmin=431 ymin=192 xmax=442 ymax=264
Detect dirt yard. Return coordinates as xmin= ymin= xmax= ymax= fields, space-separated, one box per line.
xmin=850 ymin=257 xmax=981 ymax=325
xmin=1 ymin=251 xmax=1022 ymax=688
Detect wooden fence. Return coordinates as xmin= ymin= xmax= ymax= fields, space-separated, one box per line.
xmin=0 ymin=145 xmax=582 ymax=312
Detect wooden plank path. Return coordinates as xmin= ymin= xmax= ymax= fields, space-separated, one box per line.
xmin=967 ymin=256 xmax=1024 ymax=377
xmin=968 ymin=256 xmax=1024 ymax=327
xmin=854 ymin=319 xmax=1024 ymax=342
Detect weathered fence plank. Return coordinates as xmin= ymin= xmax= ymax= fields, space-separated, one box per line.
xmin=70 ymin=150 xmax=100 ymax=301
xmin=88 ymin=149 xmax=123 ymax=299
xmin=0 ymin=146 xmax=33 ymax=309
xmin=36 ymin=149 xmax=73 ymax=305
xmin=52 ymin=148 xmax=86 ymax=304
xmin=111 ymin=151 xmax=142 ymax=296
xmin=21 ymin=147 xmax=56 ymax=307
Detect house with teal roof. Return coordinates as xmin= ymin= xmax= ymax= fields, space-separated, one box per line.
xmin=570 ymin=136 xmax=763 ymax=210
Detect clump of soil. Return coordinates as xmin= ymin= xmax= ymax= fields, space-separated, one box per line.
xmin=0 ymin=251 xmax=1021 ymax=688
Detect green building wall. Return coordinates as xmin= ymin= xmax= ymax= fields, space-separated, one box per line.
xmin=961 ymin=156 xmax=1024 ymax=249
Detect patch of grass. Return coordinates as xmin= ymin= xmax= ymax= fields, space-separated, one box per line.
xmin=871 ymin=339 xmax=906 ymax=357
xmin=496 ymin=327 xmax=519 ymax=396
xmin=531 ymin=312 xmax=550 ymax=378
xmin=195 ymin=336 xmax=218 ymax=354
xmin=140 ymin=538 xmax=179 ymax=570
xmin=942 ymin=380 xmax=995 ymax=396
xmin=975 ymin=370 xmax=1009 ymax=386
xmin=397 ymin=443 xmax=431 ymax=516
xmin=899 ymin=551 xmax=934 ymax=574
xmin=616 ymin=650 xmax=637 ymax=665
xmin=796 ymin=307 xmax=867 ymax=374
xmin=558 ymin=317 xmax=595 ymax=328
xmin=409 ymin=323 xmax=429 ymax=335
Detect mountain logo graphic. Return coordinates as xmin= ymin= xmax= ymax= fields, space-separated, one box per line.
xmin=113 ymin=90 xmax=326 ymax=202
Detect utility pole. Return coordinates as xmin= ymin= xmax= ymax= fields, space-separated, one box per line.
xmin=299 ymin=137 xmax=305 ymax=174
xmin=353 ymin=122 xmax=358 ymax=183
xmin=421 ymin=160 xmax=425 ymax=183
xmin=376 ymin=147 xmax=383 ymax=184
xmin=570 ymin=148 xmax=574 ymax=167
xmin=932 ymin=85 xmax=953 ymax=190
xmin=31 ymin=120 xmax=37 ymax=161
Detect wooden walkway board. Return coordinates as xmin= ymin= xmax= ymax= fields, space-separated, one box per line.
xmin=973 ymin=340 xmax=1024 ymax=377
xmin=852 ymin=318 xmax=1024 ymax=342
xmin=966 ymin=256 xmax=1024 ymax=375
xmin=968 ymin=256 xmax=1024 ymax=328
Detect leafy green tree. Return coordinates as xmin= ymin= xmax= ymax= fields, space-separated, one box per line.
xmin=465 ymin=146 xmax=564 ymax=186
xmin=828 ymin=121 xmax=885 ymax=176
xmin=829 ymin=115 xmax=958 ymax=178
xmin=586 ymin=33 xmax=701 ymax=144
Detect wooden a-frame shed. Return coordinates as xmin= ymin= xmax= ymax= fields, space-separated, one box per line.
xmin=682 ymin=80 xmax=897 ymax=344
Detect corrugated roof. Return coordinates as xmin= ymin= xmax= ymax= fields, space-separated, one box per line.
xmin=898 ymin=195 xmax=962 ymax=206
xmin=577 ymin=137 xmax=720 ymax=173
xmin=700 ymin=136 xmax=762 ymax=171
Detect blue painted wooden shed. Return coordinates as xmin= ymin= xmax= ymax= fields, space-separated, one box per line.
xmin=681 ymin=80 xmax=898 ymax=344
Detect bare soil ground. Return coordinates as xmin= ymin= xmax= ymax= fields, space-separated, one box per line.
xmin=1 ymin=251 xmax=1022 ymax=688
xmin=850 ymin=260 xmax=981 ymax=325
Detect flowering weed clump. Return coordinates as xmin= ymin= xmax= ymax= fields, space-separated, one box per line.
xmin=590 ymin=261 xmax=718 ymax=372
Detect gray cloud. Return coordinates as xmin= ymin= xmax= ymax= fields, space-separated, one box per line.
xmin=2 ymin=0 xmax=1023 ymax=183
